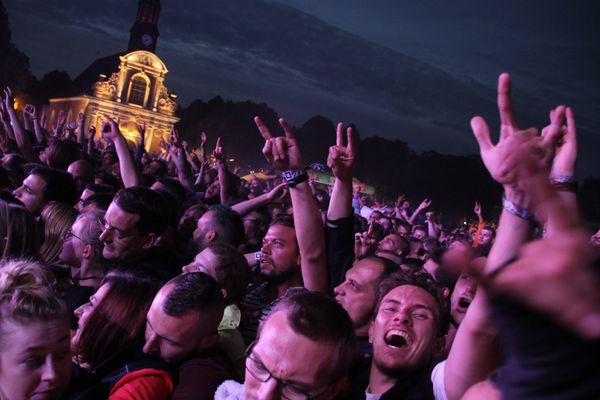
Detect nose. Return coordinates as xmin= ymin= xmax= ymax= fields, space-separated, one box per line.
xmin=333 ymin=282 xmax=345 ymax=297
xmin=98 ymin=227 xmax=110 ymax=242
xmin=41 ymin=356 xmax=59 ymax=384
xmin=143 ymin=333 xmax=158 ymax=355
xmin=260 ymin=241 xmax=272 ymax=254
xmin=393 ymin=308 xmax=412 ymax=326
xmin=256 ymin=376 xmax=279 ymax=400
xmin=74 ymin=302 xmax=89 ymax=318
xmin=182 ymin=263 xmax=191 ymax=274
xmin=12 ymin=186 xmax=22 ymax=197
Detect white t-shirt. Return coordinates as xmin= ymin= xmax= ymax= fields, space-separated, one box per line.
xmin=431 ymin=360 xmax=449 ymax=400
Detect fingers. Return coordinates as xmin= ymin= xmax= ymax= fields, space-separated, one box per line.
xmin=347 ymin=126 xmax=356 ymax=156
xmin=254 ymin=116 xmax=272 ymax=140
xmin=470 ymin=116 xmax=493 ymax=152
xmin=262 ymin=140 xmax=274 ymax=164
xmin=273 ymin=137 xmax=287 ymax=162
xmin=215 ymin=137 xmax=221 ymax=150
xmin=542 ymin=105 xmax=565 ymax=148
xmin=565 ymin=107 xmax=577 ymax=144
xmin=497 ymin=72 xmax=518 ymax=129
xmin=336 ymin=122 xmax=343 ymax=147
xmin=279 ymin=118 xmax=296 ymax=140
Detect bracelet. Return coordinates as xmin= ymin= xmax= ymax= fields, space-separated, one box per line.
xmin=281 ymin=163 xmax=325 ymax=188
xmin=550 ymin=175 xmax=575 ymax=184
xmin=255 ymin=252 xmax=262 ymax=263
xmin=502 ymin=195 xmax=534 ymax=221
xmin=282 ymin=169 xmax=308 ymax=188
xmin=550 ymin=176 xmax=577 ymax=192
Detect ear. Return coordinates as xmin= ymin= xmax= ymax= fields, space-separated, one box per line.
xmin=82 ymin=243 xmax=93 ymax=260
xmin=220 ymin=288 xmax=228 ymax=300
xmin=205 ymin=230 xmax=217 ymax=244
xmin=197 ymin=331 xmax=220 ymax=352
xmin=142 ymin=233 xmax=160 ymax=250
xmin=442 ymin=287 xmax=450 ymax=299
xmin=368 ymin=320 xmax=375 ymax=344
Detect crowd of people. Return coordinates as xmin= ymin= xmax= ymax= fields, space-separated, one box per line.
xmin=0 ymin=72 xmax=599 ymax=400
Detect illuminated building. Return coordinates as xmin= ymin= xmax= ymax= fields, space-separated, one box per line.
xmin=47 ymin=0 xmax=178 ymax=153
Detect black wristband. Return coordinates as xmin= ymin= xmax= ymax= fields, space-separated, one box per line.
xmin=282 ymin=170 xmax=309 ymax=188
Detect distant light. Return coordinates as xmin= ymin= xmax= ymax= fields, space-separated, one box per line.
xmin=228 ymin=158 xmax=235 ymax=162
xmin=169 ymin=93 xmax=177 ymax=99
xmin=99 ymin=73 xmax=107 ymax=78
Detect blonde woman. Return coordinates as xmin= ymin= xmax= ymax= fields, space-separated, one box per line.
xmin=40 ymin=201 xmax=78 ymax=264
xmin=0 ymin=259 xmax=72 ymax=399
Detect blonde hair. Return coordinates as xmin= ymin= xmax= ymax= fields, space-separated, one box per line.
xmin=0 ymin=200 xmax=39 ymax=260
xmin=39 ymin=201 xmax=78 ymax=264
xmin=0 ymin=259 xmax=67 ymax=348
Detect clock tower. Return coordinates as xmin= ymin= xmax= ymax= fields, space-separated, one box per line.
xmin=127 ymin=0 xmax=161 ymax=53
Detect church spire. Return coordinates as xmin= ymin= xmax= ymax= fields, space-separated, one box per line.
xmin=127 ymin=0 xmax=161 ymax=53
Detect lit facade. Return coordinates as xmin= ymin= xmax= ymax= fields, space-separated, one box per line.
xmin=47 ymin=0 xmax=177 ymax=153
xmin=48 ymin=51 xmax=178 ymax=153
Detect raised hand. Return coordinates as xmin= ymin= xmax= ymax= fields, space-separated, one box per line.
xmin=200 ymin=131 xmax=207 ymax=145
xmin=548 ymin=106 xmax=577 ymax=178
xmin=471 ymin=73 xmax=548 ymax=188
xmin=254 ymin=116 xmax=303 ymax=171
xmin=418 ymin=198 xmax=432 ymax=210
xmin=137 ymin=123 xmax=146 ymax=144
xmin=24 ymin=104 xmax=37 ymax=120
xmin=327 ymin=122 xmax=356 ymax=182
xmin=100 ymin=114 xmax=122 ymax=142
xmin=2 ymin=87 xmax=14 ymax=109
xmin=266 ymin=182 xmax=289 ymax=202
xmin=213 ymin=137 xmax=225 ymax=162
xmin=474 ymin=201 xmax=482 ymax=216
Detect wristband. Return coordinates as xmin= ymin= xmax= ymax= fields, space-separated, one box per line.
xmin=550 ymin=176 xmax=577 ymax=192
xmin=255 ymin=252 xmax=262 ymax=263
xmin=282 ymin=169 xmax=308 ymax=188
xmin=281 ymin=163 xmax=325 ymax=188
xmin=502 ymin=195 xmax=534 ymax=221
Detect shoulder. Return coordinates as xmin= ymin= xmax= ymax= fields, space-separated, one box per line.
xmin=109 ymin=368 xmax=173 ymax=400
xmin=215 ymin=380 xmax=245 ymax=400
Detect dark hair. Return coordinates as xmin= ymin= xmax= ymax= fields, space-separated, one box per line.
xmin=30 ymin=166 xmax=77 ymax=206
xmin=270 ymin=214 xmax=295 ymax=229
xmin=156 ymin=177 xmax=186 ymax=205
xmin=93 ymin=172 xmax=120 ymax=189
xmin=44 ymin=139 xmax=81 ymax=170
xmin=206 ymin=204 xmax=244 ymax=247
xmin=85 ymin=183 xmax=118 ymax=195
xmin=73 ymin=270 xmax=161 ymax=368
xmin=205 ymin=243 xmax=251 ymax=304
xmin=82 ymin=193 xmax=114 ymax=211
xmin=0 ymin=200 xmax=39 ymax=259
xmin=113 ymin=186 xmax=168 ymax=235
xmin=264 ymin=291 xmax=357 ymax=383
xmin=482 ymin=225 xmax=496 ymax=238
xmin=377 ymin=271 xmax=449 ymax=336
xmin=162 ymin=272 xmax=225 ymax=333
xmin=149 ymin=159 xmax=168 ymax=178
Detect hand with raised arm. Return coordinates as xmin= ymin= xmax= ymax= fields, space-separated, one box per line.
xmin=3 ymin=87 xmax=39 ymax=163
xmin=101 ymin=115 xmax=140 ymax=187
xmin=255 ymin=116 xmax=303 ymax=171
xmin=254 ymin=115 xmax=327 ymax=294
xmin=408 ymin=198 xmax=432 ymax=224
xmin=327 ymin=122 xmax=356 ymax=220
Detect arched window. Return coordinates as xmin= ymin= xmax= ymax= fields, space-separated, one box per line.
xmin=128 ymin=75 xmax=148 ymax=106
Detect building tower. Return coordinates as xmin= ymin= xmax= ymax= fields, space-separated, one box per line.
xmin=128 ymin=0 xmax=161 ymax=53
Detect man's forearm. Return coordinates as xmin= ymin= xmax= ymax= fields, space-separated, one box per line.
xmin=290 ymin=181 xmax=328 ymax=294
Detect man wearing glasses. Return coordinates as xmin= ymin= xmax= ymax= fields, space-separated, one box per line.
xmin=216 ymin=291 xmax=357 ymax=400
xmin=100 ymin=186 xmax=180 ymax=281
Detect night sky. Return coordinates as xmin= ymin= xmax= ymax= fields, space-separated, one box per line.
xmin=5 ymin=0 xmax=600 ymax=175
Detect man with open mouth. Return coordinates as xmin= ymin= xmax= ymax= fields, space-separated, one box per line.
xmin=349 ymin=271 xmax=448 ymax=399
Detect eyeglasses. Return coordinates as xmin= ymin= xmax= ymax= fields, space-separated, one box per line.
xmin=245 ymin=341 xmax=331 ymax=400
xmin=98 ymin=217 xmax=139 ymax=240
xmin=62 ymin=229 xmax=83 ymax=241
